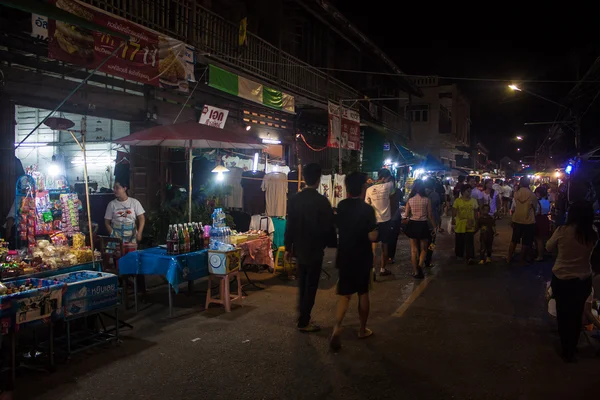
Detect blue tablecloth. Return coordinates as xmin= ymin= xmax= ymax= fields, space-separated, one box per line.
xmin=117 ymin=247 xmax=208 ymax=293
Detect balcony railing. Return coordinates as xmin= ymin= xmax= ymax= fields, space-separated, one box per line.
xmin=84 ymin=0 xmax=408 ymax=135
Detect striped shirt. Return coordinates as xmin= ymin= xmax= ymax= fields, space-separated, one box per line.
xmin=407 ymin=194 xmax=430 ymax=221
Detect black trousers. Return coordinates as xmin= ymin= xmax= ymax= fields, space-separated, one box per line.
xmin=455 ymin=232 xmax=475 ymax=260
xmin=297 ymin=259 xmax=323 ymax=327
xmin=387 ymin=218 xmax=401 ymax=261
xmin=479 ymin=234 xmax=493 ymax=260
xmin=551 ymin=274 xmax=592 ymax=358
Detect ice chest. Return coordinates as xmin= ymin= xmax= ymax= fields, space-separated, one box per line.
xmin=0 ymin=278 xmax=65 ymax=327
xmin=208 ymin=249 xmax=241 ymax=275
xmin=51 ymin=271 xmax=118 ymax=317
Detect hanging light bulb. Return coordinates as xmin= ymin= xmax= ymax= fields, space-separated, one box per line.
xmin=211 ymin=164 xmax=229 ymax=173
xmin=216 ymin=171 xmax=224 ymax=181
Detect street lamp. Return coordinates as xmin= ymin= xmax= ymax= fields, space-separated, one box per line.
xmin=507 ymin=84 xmax=566 ymax=108
xmin=508 ymin=84 xmax=521 ymax=91
xmin=516 ymin=135 xmax=523 ymax=141
xmin=517 ymin=148 xmax=521 ymax=152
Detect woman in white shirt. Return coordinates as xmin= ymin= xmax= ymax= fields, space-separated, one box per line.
xmin=104 ymin=181 xmax=146 ymax=244
xmin=547 ymin=201 xmax=598 ymax=362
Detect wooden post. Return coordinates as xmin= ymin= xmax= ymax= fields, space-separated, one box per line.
xmin=298 ymin=163 xmax=302 ymax=192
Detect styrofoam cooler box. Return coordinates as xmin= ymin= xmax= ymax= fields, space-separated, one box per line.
xmin=51 ymin=271 xmax=118 ymax=317
xmin=208 ymin=249 xmax=241 ymax=275
xmin=0 ymin=278 xmax=66 ymax=326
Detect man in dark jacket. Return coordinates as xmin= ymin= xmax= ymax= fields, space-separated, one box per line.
xmin=285 ymin=163 xmax=336 ymax=332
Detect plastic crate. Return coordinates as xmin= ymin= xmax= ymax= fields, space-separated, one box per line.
xmin=0 ymin=278 xmax=66 ymax=327
xmin=50 ymin=270 xmax=118 ymax=317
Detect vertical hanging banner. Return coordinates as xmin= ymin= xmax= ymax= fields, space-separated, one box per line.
xmin=46 ymin=0 xmax=195 ymax=92
xmin=327 ymin=102 xmax=361 ymax=150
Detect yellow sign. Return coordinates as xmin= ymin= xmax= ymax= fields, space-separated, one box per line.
xmin=239 ymin=17 xmax=248 ymax=46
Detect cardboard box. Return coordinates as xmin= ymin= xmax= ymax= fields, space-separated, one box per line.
xmin=208 ymin=249 xmax=241 ymax=275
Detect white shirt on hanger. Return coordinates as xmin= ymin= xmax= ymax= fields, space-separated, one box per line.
xmin=318 ymin=174 xmax=332 ymax=201
xmin=261 ymin=172 xmax=288 ymax=217
xmin=331 ymin=174 xmax=346 ymax=208
xmin=225 ymin=167 xmax=244 ymax=209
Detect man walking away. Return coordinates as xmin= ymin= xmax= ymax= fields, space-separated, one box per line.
xmin=365 ymin=169 xmax=395 ymax=276
xmin=285 ymin=163 xmax=336 ymax=333
xmin=469 ymin=176 xmax=484 ymax=207
xmin=330 ymin=173 xmax=378 ymax=350
xmin=507 ymin=177 xmax=537 ymax=264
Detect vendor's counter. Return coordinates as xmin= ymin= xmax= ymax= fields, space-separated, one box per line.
xmin=2 ymin=262 xmax=98 ymax=282
xmin=118 ymin=247 xmax=208 ymax=293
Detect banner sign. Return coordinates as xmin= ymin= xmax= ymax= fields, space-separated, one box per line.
xmin=327 ymin=102 xmax=361 ymax=150
xmin=199 ymin=105 xmax=229 ymax=129
xmin=46 ymin=0 xmax=195 ymax=92
xmin=31 ymin=14 xmax=49 ymax=41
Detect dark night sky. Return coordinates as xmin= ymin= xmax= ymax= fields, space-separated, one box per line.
xmin=332 ymin=2 xmax=600 ymax=162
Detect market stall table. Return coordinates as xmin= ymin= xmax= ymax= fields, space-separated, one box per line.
xmin=236 ymin=236 xmax=274 ymax=290
xmin=117 ymin=247 xmax=208 ymax=317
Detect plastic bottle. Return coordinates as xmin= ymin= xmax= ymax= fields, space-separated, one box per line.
xmin=188 ymin=223 xmax=196 ymax=252
xmin=172 ymin=225 xmax=180 ymax=255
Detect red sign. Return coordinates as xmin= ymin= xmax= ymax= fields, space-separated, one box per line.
xmin=327 ymin=102 xmax=361 ymax=151
xmin=47 ymin=0 xmax=194 ymax=91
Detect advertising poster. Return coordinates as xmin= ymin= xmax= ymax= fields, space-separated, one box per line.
xmin=47 ymin=0 xmax=195 ymax=92
xmin=327 ymin=101 xmax=361 ymax=150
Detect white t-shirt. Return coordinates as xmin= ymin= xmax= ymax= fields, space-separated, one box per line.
xmin=331 ymin=174 xmax=346 ymax=208
xmin=502 ymin=185 xmax=513 ymax=198
xmin=318 ymin=174 xmax=332 ymax=201
xmin=261 ymin=172 xmax=288 ymax=217
xmin=365 ymin=181 xmax=394 ymax=223
xmin=471 ymin=187 xmax=483 ymax=202
xmin=104 ymin=198 xmax=145 ymax=225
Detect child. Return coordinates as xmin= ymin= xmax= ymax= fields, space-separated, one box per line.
xmin=476 ymin=203 xmax=496 ymax=264
xmin=452 ymin=185 xmax=479 ymax=264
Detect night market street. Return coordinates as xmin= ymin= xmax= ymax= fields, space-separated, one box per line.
xmin=16 ymin=217 xmax=596 ymax=400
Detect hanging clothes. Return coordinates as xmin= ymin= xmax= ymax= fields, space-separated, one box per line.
xmin=225 ymin=167 xmax=244 ymax=209
xmin=241 ymin=171 xmax=266 ymax=215
xmin=287 ymin=170 xmax=299 ymax=197
xmin=331 ymin=174 xmax=347 ymax=208
xmin=318 ymin=174 xmax=333 ymax=202
xmin=262 ymin=172 xmax=288 ymax=217
xmin=249 ymin=214 xmax=274 ymax=234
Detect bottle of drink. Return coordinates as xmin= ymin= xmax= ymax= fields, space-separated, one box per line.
xmin=183 ymin=224 xmax=190 ymax=253
xmin=188 ymin=223 xmax=196 ymax=252
xmin=178 ymin=224 xmax=186 ymax=253
xmin=194 ymin=222 xmax=203 ymax=250
xmin=166 ymin=225 xmax=173 ymax=255
xmin=172 ymin=224 xmax=180 ymax=255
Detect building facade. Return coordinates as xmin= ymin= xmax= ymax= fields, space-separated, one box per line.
xmin=404 ymin=76 xmax=471 ymax=169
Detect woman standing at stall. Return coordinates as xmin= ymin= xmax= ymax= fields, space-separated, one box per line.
xmin=547 ymin=201 xmax=598 ymax=362
xmin=104 ymin=181 xmax=146 ymax=245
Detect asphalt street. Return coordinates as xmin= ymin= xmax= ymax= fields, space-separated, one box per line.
xmin=12 ymin=217 xmax=599 ymax=400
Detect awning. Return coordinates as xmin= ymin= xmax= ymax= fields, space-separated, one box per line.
xmin=114 ymin=121 xmax=265 ymax=149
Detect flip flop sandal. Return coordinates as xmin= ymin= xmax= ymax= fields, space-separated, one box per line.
xmin=358 ymin=328 xmax=374 ymax=339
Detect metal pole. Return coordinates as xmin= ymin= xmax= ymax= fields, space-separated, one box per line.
xmin=338 ymin=100 xmax=343 ymax=174
xmin=188 ymin=144 xmax=193 ymax=223
xmin=16 ymin=43 xmax=124 ymax=149
xmin=68 ymin=123 xmax=96 ymax=271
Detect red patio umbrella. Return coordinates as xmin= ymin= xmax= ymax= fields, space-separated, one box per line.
xmin=114 ymin=121 xmax=265 ymax=222
xmin=114 ymin=121 xmax=264 ymax=149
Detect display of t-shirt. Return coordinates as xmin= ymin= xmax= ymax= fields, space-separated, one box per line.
xmin=225 ymin=167 xmax=244 ymax=209
xmin=331 ymin=174 xmax=346 ymax=208
xmin=318 ymin=174 xmax=332 ymax=201
xmin=365 ymin=181 xmax=394 ymax=223
xmin=262 ymin=172 xmax=288 ymax=217
xmin=241 ymin=171 xmax=266 ymax=215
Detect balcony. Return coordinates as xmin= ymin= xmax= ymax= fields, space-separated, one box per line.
xmin=84 ymin=0 xmax=408 ymax=135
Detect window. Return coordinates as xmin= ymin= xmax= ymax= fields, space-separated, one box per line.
xmin=439 ymin=104 xmax=452 ymax=133
xmin=406 ymin=104 xmax=429 ymax=122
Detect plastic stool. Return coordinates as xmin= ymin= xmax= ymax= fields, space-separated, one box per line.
xmin=205 ymin=270 xmax=243 ymax=312
xmin=274 ymin=246 xmax=295 ymax=276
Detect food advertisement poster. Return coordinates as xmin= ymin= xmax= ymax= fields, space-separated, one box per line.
xmin=47 ymin=0 xmax=195 ymax=92
xmin=327 ymin=101 xmax=361 ymax=151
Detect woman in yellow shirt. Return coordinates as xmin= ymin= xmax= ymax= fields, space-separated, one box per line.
xmin=452 ymin=185 xmax=479 ymax=264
